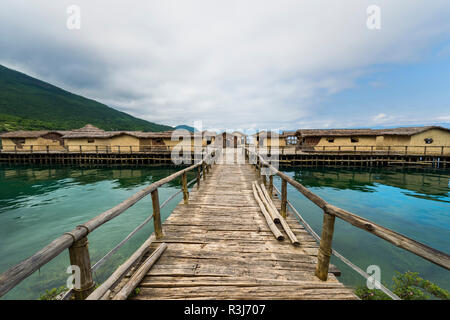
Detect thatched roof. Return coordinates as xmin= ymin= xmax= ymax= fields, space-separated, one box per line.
xmin=0 ymin=130 xmax=68 ymax=138
xmin=253 ymin=131 xmax=288 ymax=138
xmin=296 ymin=126 xmax=449 ymax=137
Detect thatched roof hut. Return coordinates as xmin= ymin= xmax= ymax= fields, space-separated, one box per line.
xmin=296 ymin=126 xmax=449 ymax=137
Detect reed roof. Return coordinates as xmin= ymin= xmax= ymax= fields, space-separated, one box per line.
xmin=296 ymin=126 xmax=449 ymax=137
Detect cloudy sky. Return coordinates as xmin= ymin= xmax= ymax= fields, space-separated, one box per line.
xmin=1 ymin=0 xmax=450 ymax=132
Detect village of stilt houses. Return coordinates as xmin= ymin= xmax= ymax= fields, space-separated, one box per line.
xmin=0 ymin=1 xmax=449 ymax=307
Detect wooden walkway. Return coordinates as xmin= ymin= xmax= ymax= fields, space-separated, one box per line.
xmin=125 ymin=150 xmax=357 ymax=300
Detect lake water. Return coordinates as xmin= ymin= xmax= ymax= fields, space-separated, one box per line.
xmin=0 ymin=165 xmax=449 ymax=299
xmin=275 ymin=166 xmax=450 ymax=293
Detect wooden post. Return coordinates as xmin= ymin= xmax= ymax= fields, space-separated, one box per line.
xmin=280 ymin=179 xmax=287 ymax=219
xmin=96 ymin=146 xmax=99 ymax=154
xmin=405 ymin=146 xmax=408 ymax=155
xmin=30 ymin=145 xmax=33 ymax=154
xmin=197 ymin=166 xmax=201 ymax=189
xmin=46 ymin=145 xmax=49 ymax=154
xmin=68 ymin=236 xmax=95 ymax=300
xmin=268 ymin=175 xmax=273 ymax=199
xmin=202 ymin=163 xmax=206 ymax=181
xmin=424 ymin=146 xmax=427 ymax=155
xmin=151 ymin=189 xmax=163 ymax=239
xmin=441 ymin=146 xmax=444 ymax=156
xmin=182 ymin=172 xmax=189 ymax=204
xmin=315 ymin=208 xmax=336 ymax=281
xmin=387 ymin=146 xmax=390 ymax=156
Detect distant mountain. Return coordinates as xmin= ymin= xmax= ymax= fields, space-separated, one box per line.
xmin=0 ymin=64 xmax=173 ymax=132
xmin=175 ymin=125 xmax=197 ymax=132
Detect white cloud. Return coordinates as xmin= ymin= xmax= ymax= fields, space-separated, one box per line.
xmin=1 ymin=0 xmax=450 ymax=130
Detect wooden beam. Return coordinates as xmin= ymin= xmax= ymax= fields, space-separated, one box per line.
xmin=315 ymin=209 xmax=336 ymax=281
xmin=280 ymin=179 xmax=287 ymax=219
xmin=112 ymin=243 xmax=167 ymax=300
xmin=86 ymin=235 xmax=156 ymax=300
xmin=68 ymin=236 xmax=95 ymax=300
xmin=252 ymin=183 xmax=284 ymax=241
xmin=182 ymin=172 xmax=189 ymax=204
xmin=151 ymin=189 xmax=163 ymax=239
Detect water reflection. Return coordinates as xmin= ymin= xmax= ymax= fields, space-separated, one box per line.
xmin=0 ymin=166 xmax=194 ymax=214
xmin=282 ymin=167 xmax=450 ymax=202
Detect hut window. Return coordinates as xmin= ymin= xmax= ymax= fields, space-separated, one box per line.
xmin=87 ymin=139 xmax=95 ymax=143
xmin=326 ymin=138 xmax=335 ymax=143
xmin=424 ymin=138 xmax=433 ymax=144
xmin=350 ymin=138 xmax=359 ymax=143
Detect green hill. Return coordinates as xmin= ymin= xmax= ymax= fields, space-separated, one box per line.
xmin=0 ymin=64 xmax=173 ymax=132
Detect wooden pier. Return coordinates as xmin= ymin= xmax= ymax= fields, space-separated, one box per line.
xmin=1 ymin=148 xmax=449 ymax=301
xmin=121 ymin=151 xmax=356 ymax=299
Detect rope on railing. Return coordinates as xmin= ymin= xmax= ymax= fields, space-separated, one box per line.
xmin=272 ymin=183 xmax=400 ymax=300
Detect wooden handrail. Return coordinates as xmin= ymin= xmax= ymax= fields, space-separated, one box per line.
xmin=0 ymin=154 xmax=213 ymax=298
xmin=245 ymin=147 xmax=450 ymax=274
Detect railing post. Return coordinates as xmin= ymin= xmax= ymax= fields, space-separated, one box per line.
xmin=151 ymin=189 xmax=163 ymax=239
xmin=197 ymin=165 xmax=201 ymax=189
xmin=315 ymin=207 xmax=336 ymax=281
xmin=30 ymin=145 xmax=33 ymax=154
xmin=424 ymin=146 xmax=427 ymax=155
xmin=96 ymin=146 xmax=99 ymax=154
xmin=268 ymin=174 xmax=273 ymax=199
xmin=182 ymin=172 xmax=189 ymax=204
xmin=46 ymin=145 xmax=49 ymax=154
xmin=441 ymin=146 xmax=444 ymax=156
xmin=68 ymin=236 xmax=95 ymax=300
xmin=280 ymin=179 xmax=287 ymax=219
xmin=79 ymin=145 xmax=82 ymax=154
xmin=202 ymin=163 xmax=206 ymax=181
xmin=387 ymin=146 xmax=390 ymax=156
xmin=405 ymin=146 xmax=408 ymax=155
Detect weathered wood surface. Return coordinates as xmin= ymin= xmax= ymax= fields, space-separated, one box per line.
xmin=130 ymin=150 xmax=357 ymax=300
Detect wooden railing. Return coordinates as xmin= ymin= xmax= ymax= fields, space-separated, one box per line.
xmin=0 ymin=145 xmax=210 ymax=154
xmin=259 ymin=145 xmax=450 ymax=156
xmin=245 ymin=148 xmax=450 ymax=282
xmin=0 ymin=152 xmax=214 ymax=299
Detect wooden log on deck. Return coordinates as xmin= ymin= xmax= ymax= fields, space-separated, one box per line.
xmin=113 ymin=243 xmax=167 ymax=300
xmin=258 ymin=183 xmax=300 ymax=246
xmin=86 ymin=235 xmax=156 ymax=300
xmin=252 ymin=183 xmax=284 ymax=241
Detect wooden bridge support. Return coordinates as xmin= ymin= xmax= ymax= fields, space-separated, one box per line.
xmin=68 ymin=236 xmax=95 ymax=300
xmin=182 ymin=172 xmax=189 ymax=204
xmin=151 ymin=189 xmax=163 ymax=239
xmin=315 ymin=209 xmax=336 ymax=281
xmin=280 ymin=179 xmax=287 ymax=219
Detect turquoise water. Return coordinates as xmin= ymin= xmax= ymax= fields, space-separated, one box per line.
xmin=0 ymin=166 xmax=196 ymax=300
xmin=276 ymin=167 xmax=450 ymax=293
xmin=0 ymin=166 xmax=449 ymax=299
